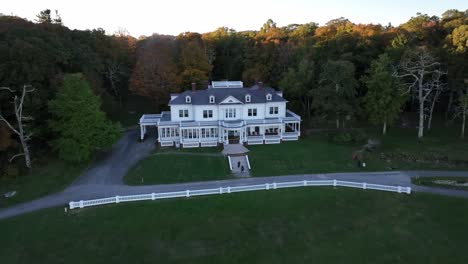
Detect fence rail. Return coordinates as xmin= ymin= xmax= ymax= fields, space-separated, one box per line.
xmin=69 ymin=180 xmax=411 ymax=210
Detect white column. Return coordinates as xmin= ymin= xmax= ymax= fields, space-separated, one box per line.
xmin=140 ymin=124 xmax=144 ymax=140
xmin=157 ymin=127 xmax=161 ymax=142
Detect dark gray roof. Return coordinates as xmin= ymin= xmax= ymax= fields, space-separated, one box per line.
xmin=170 ymin=86 xmax=287 ymax=105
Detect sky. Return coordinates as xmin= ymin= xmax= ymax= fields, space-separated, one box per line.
xmin=2 ymin=0 xmax=466 ymax=37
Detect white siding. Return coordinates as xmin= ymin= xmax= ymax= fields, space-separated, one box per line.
xmin=171 ymin=105 xmax=194 ymax=121
xmin=170 ymin=101 xmax=286 ymax=121
xmin=242 ymin=104 xmax=265 ymax=120
xmin=193 ymin=105 xmax=219 ymax=121
xmin=265 ymin=102 xmax=286 ymax=118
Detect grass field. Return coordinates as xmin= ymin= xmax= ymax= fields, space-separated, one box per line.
xmin=1 ymin=188 xmax=468 ymax=264
xmin=0 ymin=159 xmax=87 ymax=208
xmin=249 ymin=127 xmax=468 ymax=176
xmin=124 ymin=126 xmax=468 ymax=184
xmin=125 ymin=147 xmax=231 ymax=185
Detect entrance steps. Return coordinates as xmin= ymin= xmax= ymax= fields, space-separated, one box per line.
xmin=228 ymin=155 xmax=251 ymax=177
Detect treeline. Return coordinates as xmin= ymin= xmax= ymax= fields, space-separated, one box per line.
xmin=0 ymin=9 xmax=467 ymax=174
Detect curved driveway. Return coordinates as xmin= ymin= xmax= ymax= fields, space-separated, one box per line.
xmin=0 ymin=130 xmax=467 ymax=220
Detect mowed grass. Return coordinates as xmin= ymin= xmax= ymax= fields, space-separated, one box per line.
xmin=0 ymin=159 xmax=87 ymax=208
xmin=249 ymin=127 xmax=468 ymax=177
xmin=1 ymin=188 xmax=468 ymax=264
xmin=125 ymin=151 xmax=231 ymax=185
xmin=124 ymin=126 xmax=468 ymax=184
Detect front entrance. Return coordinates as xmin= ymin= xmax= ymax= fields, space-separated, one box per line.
xmin=228 ymin=130 xmax=240 ymax=144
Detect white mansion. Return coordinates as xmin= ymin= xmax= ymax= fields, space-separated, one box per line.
xmin=139 ymin=81 xmax=301 ymax=148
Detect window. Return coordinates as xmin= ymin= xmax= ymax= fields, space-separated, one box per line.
xmin=203 ymin=110 xmax=213 ymax=118
xmin=225 ymin=108 xmax=236 ymax=119
xmin=269 ymin=107 xmax=278 ymax=115
xmin=266 ymin=93 xmax=272 ymax=101
xmin=248 ymin=108 xmax=257 ymax=117
xmin=179 ymin=109 xmax=189 ymax=118
xmin=185 ymin=96 xmax=191 ymax=103
xmin=209 ymin=95 xmax=215 ymax=103
xmin=245 ymin=94 xmax=251 ymax=102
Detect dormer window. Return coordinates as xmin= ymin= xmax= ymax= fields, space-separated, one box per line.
xmin=245 ymin=94 xmax=251 ymax=103
xmin=185 ymin=96 xmax=191 ymax=103
xmin=266 ymin=93 xmax=272 ymax=101
xmin=209 ymin=95 xmax=215 ymax=103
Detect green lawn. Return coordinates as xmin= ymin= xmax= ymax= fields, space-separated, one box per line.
xmin=1 ymin=188 xmax=468 ymax=263
xmin=125 ymin=126 xmax=468 ymax=184
xmin=412 ymin=176 xmax=468 ymax=191
xmin=0 ymin=159 xmax=87 ymax=208
xmin=124 ymin=150 xmax=231 ymax=185
xmin=249 ymin=127 xmax=468 ymax=176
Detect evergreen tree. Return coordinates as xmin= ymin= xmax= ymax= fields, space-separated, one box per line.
xmin=48 ymin=74 xmax=120 ymax=162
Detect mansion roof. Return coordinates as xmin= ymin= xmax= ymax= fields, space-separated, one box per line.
xmin=170 ymin=85 xmax=287 ymax=105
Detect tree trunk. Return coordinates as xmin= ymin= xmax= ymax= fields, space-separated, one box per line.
xmin=462 ymin=109 xmax=466 ymax=139
xmin=418 ymin=79 xmax=424 ymax=139
xmin=446 ymin=90 xmax=454 ymax=120
xmin=19 ymin=135 xmax=32 ymax=168
xmin=382 ymin=118 xmax=387 ymax=135
xmin=427 ymin=92 xmax=439 ymax=131
xmin=336 ymin=118 xmax=340 ymax=129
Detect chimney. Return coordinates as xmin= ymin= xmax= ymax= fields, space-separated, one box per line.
xmin=258 ymin=81 xmax=263 ymax=89
xmin=191 ymin=82 xmax=196 ymax=92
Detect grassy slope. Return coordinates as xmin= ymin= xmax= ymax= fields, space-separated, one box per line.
xmin=1 ymin=188 xmax=468 ymax=264
xmin=0 ymin=159 xmax=86 ymax=208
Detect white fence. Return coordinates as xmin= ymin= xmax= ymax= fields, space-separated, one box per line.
xmin=69 ymin=180 xmax=411 ymax=210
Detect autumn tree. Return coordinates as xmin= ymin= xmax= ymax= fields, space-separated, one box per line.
xmin=129 ymin=35 xmax=179 ymax=111
xmin=177 ymin=32 xmax=213 ymax=89
xmin=363 ymin=54 xmax=407 ymax=135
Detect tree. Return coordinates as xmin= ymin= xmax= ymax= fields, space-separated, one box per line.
xmin=279 ymin=58 xmax=316 ymax=118
xmin=177 ymin=32 xmax=213 ymax=88
xmin=0 ymin=85 xmax=35 ymax=168
xmin=397 ymin=47 xmax=445 ymax=138
xmin=48 ymin=74 xmax=120 ymax=162
xmin=129 ymin=35 xmax=179 ymax=110
xmin=313 ymin=60 xmax=358 ymax=128
xmin=363 ymin=54 xmax=407 ymax=135
xmin=455 ymin=89 xmax=468 ymax=139
xmin=426 ymin=70 xmax=447 ymax=130
xmin=35 ymin=9 xmax=62 ymax=24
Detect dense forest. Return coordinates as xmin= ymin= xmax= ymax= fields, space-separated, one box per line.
xmin=0 ymin=9 xmax=467 ymax=176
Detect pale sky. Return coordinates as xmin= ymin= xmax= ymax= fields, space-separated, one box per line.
xmin=2 ymin=0 xmax=466 ymax=37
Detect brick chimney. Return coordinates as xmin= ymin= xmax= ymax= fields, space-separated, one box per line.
xmin=258 ymin=81 xmax=263 ymax=89
xmin=191 ymin=82 xmax=196 ymax=92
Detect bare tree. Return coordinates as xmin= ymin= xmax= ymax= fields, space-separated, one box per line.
xmin=397 ymin=48 xmax=446 ymax=138
xmin=104 ymin=61 xmax=124 ymax=106
xmin=0 ymin=85 xmax=35 ymax=168
xmin=427 ymin=70 xmax=447 ymax=131
xmin=455 ymin=87 xmax=468 ymax=139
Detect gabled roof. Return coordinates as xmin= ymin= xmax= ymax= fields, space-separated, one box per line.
xmin=170 ymin=86 xmax=286 ymax=105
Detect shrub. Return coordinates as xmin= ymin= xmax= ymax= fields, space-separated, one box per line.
xmin=329 ymin=129 xmax=368 ymax=144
